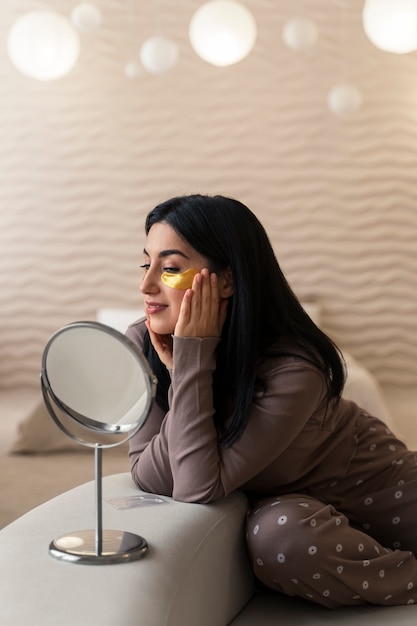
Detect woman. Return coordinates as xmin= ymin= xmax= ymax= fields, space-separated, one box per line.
xmin=127 ymin=193 xmax=417 ymax=608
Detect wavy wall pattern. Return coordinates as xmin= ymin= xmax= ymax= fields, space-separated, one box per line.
xmin=1 ymin=0 xmax=417 ymax=389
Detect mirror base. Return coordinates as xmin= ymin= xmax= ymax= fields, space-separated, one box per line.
xmin=49 ymin=529 xmax=148 ymax=565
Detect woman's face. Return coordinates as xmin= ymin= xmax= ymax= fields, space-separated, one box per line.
xmin=140 ymin=222 xmax=209 ymax=336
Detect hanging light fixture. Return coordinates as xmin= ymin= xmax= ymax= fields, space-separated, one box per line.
xmin=71 ymin=3 xmax=103 ymax=33
xmin=282 ymin=17 xmax=318 ymax=52
xmin=140 ymin=36 xmax=179 ymax=74
xmin=139 ymin=0 xmax=179 ymax=75
xmin=189 ymin=0 xmax=257 ymax=67
xmin=327 ymin=83 xmax=363 ymax=117
xmin=327 ymin=0 xmax=363 ymax=117
xmin=363 ymin=0 xmax=417 ymax=54
xmin=7 ymin=11 xmax=80 ymax=81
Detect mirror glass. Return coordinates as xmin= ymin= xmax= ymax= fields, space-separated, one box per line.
xmin=41 ymin=321 xmax=155 ymax=447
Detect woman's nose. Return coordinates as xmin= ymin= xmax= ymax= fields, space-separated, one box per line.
xmin=140 ymin=270 xmax=159 ymax=294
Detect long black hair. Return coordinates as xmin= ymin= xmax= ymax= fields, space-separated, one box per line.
xmin=143 ymin=194 xmax=345 ymax=446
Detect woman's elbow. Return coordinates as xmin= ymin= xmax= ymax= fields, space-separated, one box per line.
xmin=130 ymin=464 xmax=144 ymax=491
xmin=172 ymin=483 xmax=226 ymax=504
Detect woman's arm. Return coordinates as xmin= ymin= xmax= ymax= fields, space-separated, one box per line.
xmin=128 ymin=320 xmax=327 ymax=503
xmin=126 ymin=320 xmax=174 ymax=495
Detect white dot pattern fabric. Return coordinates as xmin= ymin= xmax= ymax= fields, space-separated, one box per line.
xmin=246 ymin=416 xmax=417 ymax=608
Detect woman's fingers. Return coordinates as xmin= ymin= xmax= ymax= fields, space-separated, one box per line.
xmin=194 ymin=268 xmax=216 ymax=315
xmin=175 ymin=268 xmax=228 ymax=338
xmin=192 ymin=269 xmax=214 ymax=334
xmin=177 ymin=286 xmax=193 ymax=330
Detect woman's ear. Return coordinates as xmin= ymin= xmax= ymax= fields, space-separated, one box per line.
xmin=218 ymin=267 xmax=233 ymax=298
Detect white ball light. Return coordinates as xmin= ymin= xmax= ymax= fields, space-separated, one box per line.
xmin=189 ymin=0 xmax=257 ymax=67
xmin=7 ymin=11 xmax=80 ymax=81
xmin=363 ymin=0 xmax=417 ymax=54
xmin=71 ymin=3 xmax=103 ymax=33
xmin=282 ymin=17 xmax=318 ymax=52
xmin=140 ymin=36 xmax=179 ymax=74
xmin=328 ymin=84 xmax=363 ymax=117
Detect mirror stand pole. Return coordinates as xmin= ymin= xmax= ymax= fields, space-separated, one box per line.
xmin=49 ymin=438 xmax=149 ymax=564
xmin=95 ymin=444 xmax=103 ymax=556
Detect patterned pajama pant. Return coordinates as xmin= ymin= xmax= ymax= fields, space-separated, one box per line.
xmin=246 ymin=415 xmax=417 ymax=608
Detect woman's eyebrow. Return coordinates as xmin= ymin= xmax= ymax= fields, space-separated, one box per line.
xmin=143 ymin=248 xmax=190 ymax=260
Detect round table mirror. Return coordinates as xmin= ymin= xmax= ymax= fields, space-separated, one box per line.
xmin=40 ymin=321 xmax=157 ymax=565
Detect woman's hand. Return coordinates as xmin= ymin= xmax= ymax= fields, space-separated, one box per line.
xmin=145 ymin=320 xmax=174 ymax=370
xmin=146 ymin=268 xmax=228 ymax=369
xmin=174 ymin=268 xmax=228 ymax=338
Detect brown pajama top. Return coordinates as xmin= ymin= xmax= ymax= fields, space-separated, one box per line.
xmin=127 ymin=318 xmax=417 ymax=608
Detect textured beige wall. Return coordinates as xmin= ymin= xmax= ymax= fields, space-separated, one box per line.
xmin=1 ymin=0 xmax=417 ymax=390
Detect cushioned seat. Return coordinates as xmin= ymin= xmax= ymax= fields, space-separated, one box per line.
xmin=1 ymin=473 xmax=417 ymax=625
xmin=0 ymin=473 xmax=252 ymax=626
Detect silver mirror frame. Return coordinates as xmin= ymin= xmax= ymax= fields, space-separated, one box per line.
xmin=40 ymin=321 xmax=157 ymax=565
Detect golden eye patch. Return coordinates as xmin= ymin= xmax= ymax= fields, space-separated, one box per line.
xmin=161 ymin=268 xmax=199 ymax=290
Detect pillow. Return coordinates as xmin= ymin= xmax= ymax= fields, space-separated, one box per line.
xmin=10 ymin=397 xmax=131 ymax=454
xmin=342 ymin=351 xmax=395 ymax=431
xmin=10 ymin=396 xmax=81 ymax=454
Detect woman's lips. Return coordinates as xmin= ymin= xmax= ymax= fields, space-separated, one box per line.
xmin=145 ymin=302 xmax=168 ymax=315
